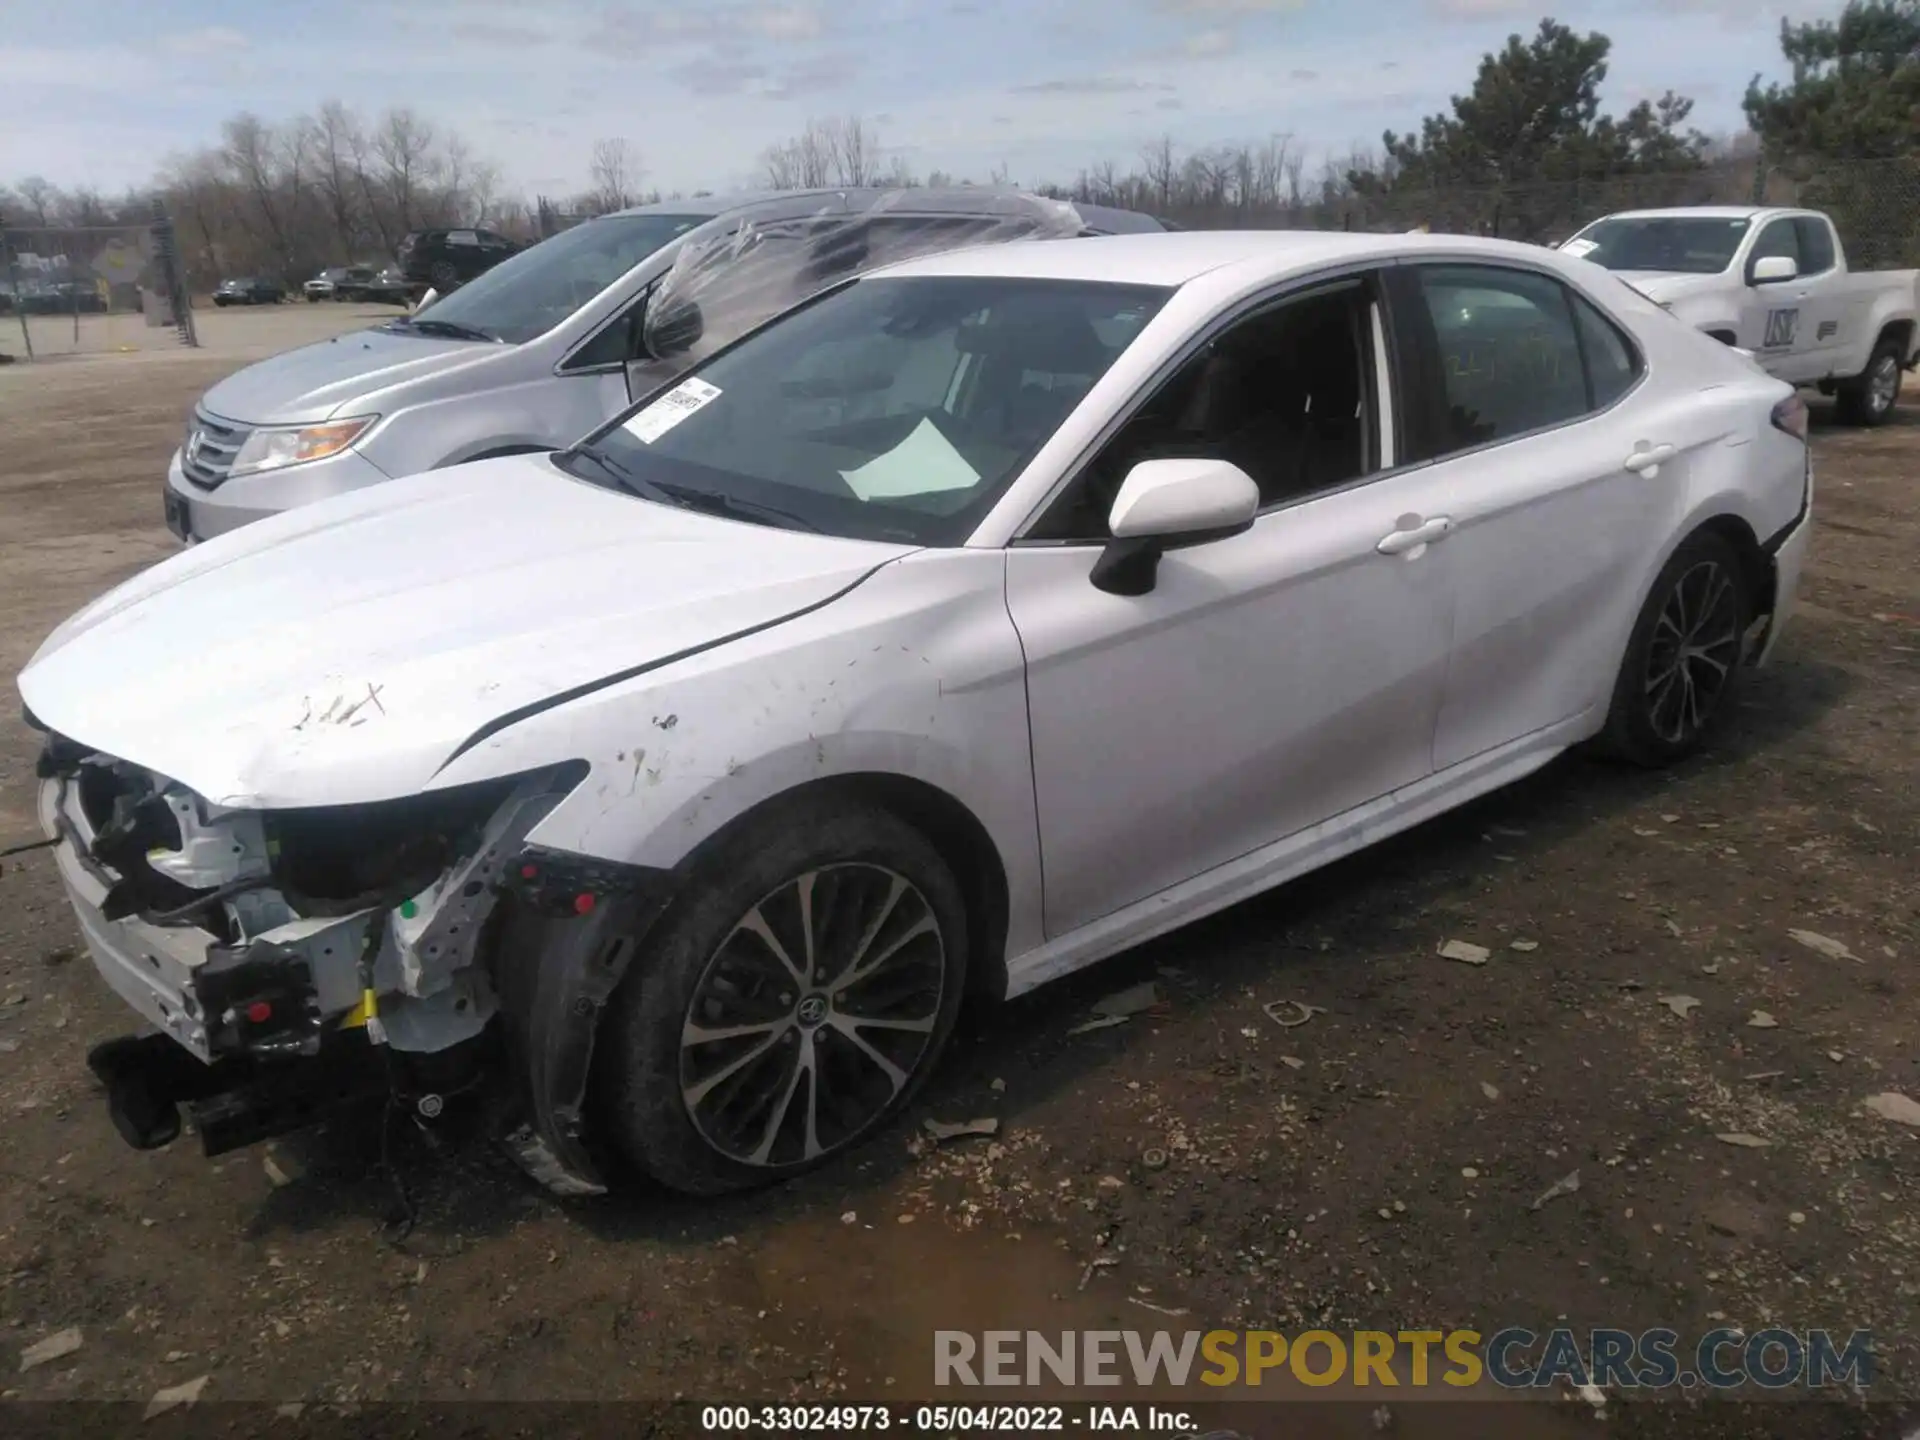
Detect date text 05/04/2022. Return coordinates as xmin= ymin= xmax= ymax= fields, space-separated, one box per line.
xmin=700 ymin=1404 xmax=1198 ymax=1432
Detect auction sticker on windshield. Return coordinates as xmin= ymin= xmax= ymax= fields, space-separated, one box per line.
xmin=625 ymin=377 xmax=722 ymax=444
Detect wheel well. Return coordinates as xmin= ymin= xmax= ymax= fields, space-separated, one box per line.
xmin=1705 ymin=328 xmax=1737 ymax=347
xmin=1694 ymin=515 xmax=1773 ymax=634
xmin=680 ymin=774 xmax=1012 ymax=1002
xmin=1876 ymin=318 xmax=1914 ymax=361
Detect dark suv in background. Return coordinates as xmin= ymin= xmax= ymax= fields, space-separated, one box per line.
xmin=397 ymin=228 xmax=520 ymax=292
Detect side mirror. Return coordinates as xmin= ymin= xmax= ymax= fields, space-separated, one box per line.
xmin=1750 ymin=255 xmax=1798 ymax=286
xmin=1090 ymin=458 xmax=1260 ymax=596
xmin=643 ymin=298 xmax=704 ymax=360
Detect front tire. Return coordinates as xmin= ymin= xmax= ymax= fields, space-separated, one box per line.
xmin=1836 ymin=337 xmax=1903 ymax=427
xmin=1598 ymin=530 xmax=1751 ymax=767
xmin=598 ymin=798 xmax=969 ymax=1196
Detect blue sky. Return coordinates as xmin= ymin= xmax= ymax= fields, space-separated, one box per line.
xmin=0 ymin=0 xmax=1845 ymax=198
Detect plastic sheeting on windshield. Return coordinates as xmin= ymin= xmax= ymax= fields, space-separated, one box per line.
xmin=637 ymin=189 xmax=1086 ymax=373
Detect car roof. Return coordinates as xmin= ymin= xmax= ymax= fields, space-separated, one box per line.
xmin=605 ymin=186 xmax=1163 ymax=231
xmin=1588 ymin=206 xmax=1815 ymax=223
xmin=870 ymin=229 xmax=1562 ymax=287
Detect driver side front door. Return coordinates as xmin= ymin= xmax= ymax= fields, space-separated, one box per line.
xmin=1004 ymin=273 xmax=1460 ymax=939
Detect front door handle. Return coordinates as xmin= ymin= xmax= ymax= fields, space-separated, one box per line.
xmin=1624 ymin=443 xmax=1676 ymax=474
xmin=1376 ymin=515 xmax=1453 ymax=556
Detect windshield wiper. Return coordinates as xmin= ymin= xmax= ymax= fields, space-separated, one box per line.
xmin=558 ymin=446 xmax=820 ymax=533
xmin=555 ymin=443 xmax=680 ymax=505
xmin=647 ymin=481 xmax=822 ymax=534
xmin=386 ymin=317 xmax=498 ymax=342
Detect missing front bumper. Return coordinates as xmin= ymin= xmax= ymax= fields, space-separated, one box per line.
xmin=86 ymin=1027 xmax=493 ymax=1155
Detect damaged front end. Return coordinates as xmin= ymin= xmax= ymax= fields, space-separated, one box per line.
xmin=31 ymin=724 xmax=652 ymax=1191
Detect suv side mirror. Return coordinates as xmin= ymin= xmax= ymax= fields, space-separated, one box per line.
xmin=1090 ymin=457 xmax=1260 ymax=596
xmin=1750 ymin=255 xmax=1799 ymax=286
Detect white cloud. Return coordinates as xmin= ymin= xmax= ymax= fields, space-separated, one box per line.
xmin=1184 ymin=27 xmax=1236 ymax=56
xmin=1423 ymin=0 xmax=1533 ymax=19
xmin=162 ymin=26 xmax=252 ymax=53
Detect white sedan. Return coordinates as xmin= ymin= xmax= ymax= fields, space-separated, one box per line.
xmin=18 ymin=231 xmax=1812 ymax=1197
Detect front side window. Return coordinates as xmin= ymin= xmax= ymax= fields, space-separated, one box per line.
xmin=393 ymin=212 xmax=708 ymax=344
xmin=1399 ymin=265 xmax=1590 ymax=461
xmin=1793 ymin=217 xmax=1836 ymax=275
xmin=1028 ymin=279 xmax=1380 ymax=541
xmin=568 ymin=275 xmax=1169 ymax=546
xmin=1748 ymin=218 xmax=1801 ymax=278
xmin=1564 ymin=217 xmax=1750 ymax=275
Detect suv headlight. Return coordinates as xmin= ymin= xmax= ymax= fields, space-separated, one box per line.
xmin=230 ymin=417 xmax=377 ymax=476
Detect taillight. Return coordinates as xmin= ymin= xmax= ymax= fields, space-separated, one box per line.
xmin=1771 ymin=393 xmax=1809 ymax=441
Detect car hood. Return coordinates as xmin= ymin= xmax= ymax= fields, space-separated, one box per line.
xmin=19 ymin=454 xmax=912 ymax=810
xmin=1611 ymin=271 xmax=1732 ymax=307
xmin=198 ymin=326 xmax=508 ymax=426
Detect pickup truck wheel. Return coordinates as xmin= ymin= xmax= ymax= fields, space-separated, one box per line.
xmin=1597 ymin=531 xmax=1750 ymax=768
xmin=597 ymin=799 xmax=969 ymax=1196
xmin=1836 ymin=340 xmax=1903 ymax=427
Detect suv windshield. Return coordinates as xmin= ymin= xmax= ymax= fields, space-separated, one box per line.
xmin=1564 ymin=216 xmax=1751 ymax=274
xmin=566 ymin=274 xmax=1169 ymax=546
xmin=402 ymin=213 xmax=709 ymax=344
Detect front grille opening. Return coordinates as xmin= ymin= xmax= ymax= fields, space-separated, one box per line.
xmin=181 ymin=411 xmax=250 ymax=491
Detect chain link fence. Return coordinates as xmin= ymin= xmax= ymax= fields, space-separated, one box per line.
xmin=1 ymin=207 xmax=196 ymax=360
xmin=1155 ymin=156 xmax=1920 ymax=270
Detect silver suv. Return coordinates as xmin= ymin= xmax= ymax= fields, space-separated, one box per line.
xmin=165 ymin=188 xmax=1164 ymax=541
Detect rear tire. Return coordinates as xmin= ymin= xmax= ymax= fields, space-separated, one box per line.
xmin=1836 ymin=337 xmax=1903 ymax=427
xmin=1597 ymin=530 xmax=1751 ymax=767
xmin=597 ymin=797 xmax=969 ymax=1196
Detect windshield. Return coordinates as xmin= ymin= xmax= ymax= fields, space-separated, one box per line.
xmin=403 ymin=212 xmax=709 ymax=344
xmin=569 ymin=274 xmax=1169 ymax=546
xmin=1564 ymin=216 xmax=1751 ymax=274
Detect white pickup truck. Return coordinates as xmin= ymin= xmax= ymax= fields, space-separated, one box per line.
xmin=1560 ymin=205 xmax=1920 ymax=425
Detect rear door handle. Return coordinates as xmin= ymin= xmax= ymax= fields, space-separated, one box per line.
xmin=1624 ymin=443 xmax=1675 ymax=474
xmin=1376 ymin=515 xmax=1453 ymax=556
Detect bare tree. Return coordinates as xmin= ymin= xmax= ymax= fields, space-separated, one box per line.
xmin=1140 ymin=135 xmax=1177 ymax=211
xmin=313 ymin=101 xmax=363 ymax=254
xmin=375 ymin=108 xmax=435 ymax=230
xmin=825 ymin=116 xmax=882 ymax=187
xmin=15 ymin=176 xmax=60 ymax=228
xmin=761 ymin=121 xmax=834 ymax=189
xmin=221 ymin=113 xmax=291 ymax=262
xmin=589 ymin=138 xmax=639 ymax=212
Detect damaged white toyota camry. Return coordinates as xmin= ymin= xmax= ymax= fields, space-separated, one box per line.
xmin=18 ymin=231 xmax=1812 ymax=1197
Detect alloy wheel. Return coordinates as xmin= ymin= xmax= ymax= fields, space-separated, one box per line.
xmin=678 ymin=864 xmax=947 ymax=1167
xmin=1869 ymin=354 xmax=1900 ymax=416
xmin=1644 ymin=559 xmax=1741 ymax=745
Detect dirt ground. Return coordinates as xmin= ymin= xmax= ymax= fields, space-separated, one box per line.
xmin=1 ymin=296 xmax=411 ymax=361
xmin=0 ymin=317 xmax=1914 ymax=1439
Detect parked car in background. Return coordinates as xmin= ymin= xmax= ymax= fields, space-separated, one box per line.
xmin=397 ymin=227 xmax=520 ymax=292
xmin=25 ymin=230 xmax=1812 ymax=1196
xmin=163 ymin=188 xmax=1167 ymax=542
xmin=18 ymin=280 xmax=108 ymax=314
xmin=305 ymin=266 xmax=377 ymax=303
xmin=1560 ymin=206 xmax=1920 ymax=425
xmin=213 ymin=277 xmax=287 ymax=307
xmin=356 ymin=267 xmax=415 ymax=307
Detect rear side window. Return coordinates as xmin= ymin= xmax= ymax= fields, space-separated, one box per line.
xmin=1398 ymin=265 xmax=1589 ymax=459
xmin=1570 ymin=293 xmax=1642 ymax=409
xmin=1793 ymin=217 xmax=1836 ymax=275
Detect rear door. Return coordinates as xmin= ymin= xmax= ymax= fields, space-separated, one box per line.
xmin=1385 ymin=261 xmax=1721 ymax=770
